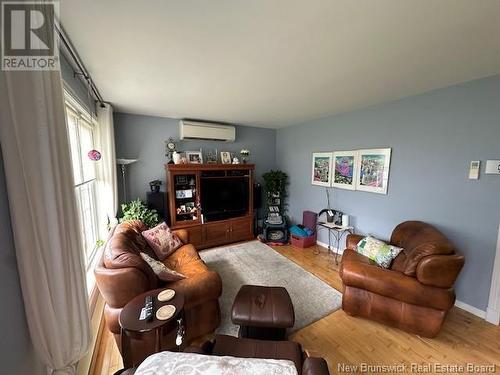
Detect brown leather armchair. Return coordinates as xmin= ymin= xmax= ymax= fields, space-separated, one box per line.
xmin=95 ymin=220 xmax=222 ymax=354
xmin=340 ymin=221 xmax=464 ymax=337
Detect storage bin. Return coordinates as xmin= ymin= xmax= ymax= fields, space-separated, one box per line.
xmin=291 ymin=233 xmax=317 ymax=248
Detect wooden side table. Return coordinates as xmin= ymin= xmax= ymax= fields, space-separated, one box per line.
xmin=119 ymin=288 xmax=185 ymax=368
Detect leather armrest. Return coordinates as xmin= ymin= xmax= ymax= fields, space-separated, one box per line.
xmin=170 ymin=270 xmax=222 ymax=308
xmin=95 ymin=266 xmax=154 ymax=308
xmin=183 ymin=346 xmax=207 ymax=354
xmin=184 ymin=340 xmax=214 ymax=355
xmin=346 ymin=234 xmax=364 ymax=251
xmin=303 ymin=357 xmax=330 ymax=375
xmin=174 ymin=229 xmax=189 ymax=244
xmin=341 ymin=259 xmax=455 ymax=310
xmin=416 ymin=254 xmax=464 ymax=288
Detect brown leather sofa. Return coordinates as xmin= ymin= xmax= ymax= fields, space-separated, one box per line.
xmin=95 ymin=220 xmax=222 ymax=353
xmin=117 ymin=334 xmax=330 ymax=375
xmin=340 ymin=221 xmax=464 ymax=337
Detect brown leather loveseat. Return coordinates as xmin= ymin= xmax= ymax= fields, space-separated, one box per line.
xmin=118 ymin=334 xmax=330 ymax=375
xmin=95 ymin=220 xmax=222 ymax=351
xmin=340 ymin=221 xmax=464 ymax=337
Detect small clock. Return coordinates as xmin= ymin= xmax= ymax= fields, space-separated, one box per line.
xmin=166 ymin=138 xmax=176 ymax=151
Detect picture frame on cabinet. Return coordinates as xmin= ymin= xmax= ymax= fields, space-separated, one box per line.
xmin=186 ymin=151 xmax=203 ymax=164
xmin=220 ymin=151 xmax=232 ymax=164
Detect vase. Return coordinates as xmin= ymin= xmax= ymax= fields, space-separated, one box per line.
xmin=173 ymin=151 xmax=181 ymax=164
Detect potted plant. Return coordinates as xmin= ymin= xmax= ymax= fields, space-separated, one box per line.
xmin=240 ymin=149 xmax=250 ymax=164
xmin=262 ymin=170 xmax=289 ymax=216
xmin=120 ymin=198 xmax=160 ymax=228
xmin=262 ymin=170 xmax=288 ymax=198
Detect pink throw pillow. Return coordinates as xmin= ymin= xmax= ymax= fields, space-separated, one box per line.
xmin=142 ymin=222 xmax=183 ymax=260
xmin=140 ymin=252 xmax=186 ymax=282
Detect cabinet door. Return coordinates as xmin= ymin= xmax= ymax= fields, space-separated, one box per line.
xmin=184 ymin=225 xmax=202 ymax=248
xmin=230 ymin=217 xmax=254 ymax=243
xmin=203 ymin=221 xmax=230 ymax=246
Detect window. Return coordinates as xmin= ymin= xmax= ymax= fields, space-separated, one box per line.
xmin=65 ymin=96 xmax=100 ymax=267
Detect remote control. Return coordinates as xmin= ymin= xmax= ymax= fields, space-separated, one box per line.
xmin=176 ymin=317 xmax=185 ymax=346
xmin=145 ymin=295 xmax=154 ymax=321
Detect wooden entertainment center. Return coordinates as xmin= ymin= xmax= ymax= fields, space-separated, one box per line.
xmin=166 ymin=163 xmax=254 ymax=249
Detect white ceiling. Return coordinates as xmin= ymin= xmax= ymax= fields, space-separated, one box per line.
xmin=61 ymin=0 xmax=500 ymax=128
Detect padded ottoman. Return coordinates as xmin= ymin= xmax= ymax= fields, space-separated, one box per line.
xmin=231 ymin=285 xmax=295 ymax=340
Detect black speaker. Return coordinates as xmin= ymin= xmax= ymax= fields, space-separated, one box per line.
xmin=253 ymin=183 xmax=262 ymax=209
xmin=147 ymin=191 xmax=168 ymax=223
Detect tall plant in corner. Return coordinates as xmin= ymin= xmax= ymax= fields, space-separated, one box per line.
xmin=262 ymin=170 xmax=289 ymax=215
xmin=120 ymin=198 xmax=159 ymax=228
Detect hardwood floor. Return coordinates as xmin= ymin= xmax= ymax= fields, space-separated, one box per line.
xmin=93 ymin=243 xmax=500 ymax=374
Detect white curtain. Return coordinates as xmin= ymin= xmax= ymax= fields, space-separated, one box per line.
xmin=95 ymin=103 xmax=118 ymax=233
xmin=0 ymin=64 xmax=91 ymax=375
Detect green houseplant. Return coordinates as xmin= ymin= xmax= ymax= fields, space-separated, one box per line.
xmin=120 ymin=198 xmax=159 ymax=228
xmin=262 ymin=170 xmax=288 ymax=198
xmin=262 ymin=170 xmax=289 ymax=216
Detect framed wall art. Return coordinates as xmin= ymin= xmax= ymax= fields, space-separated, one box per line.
xmin=332 ymin=150 xmax=358 ymax=190
xmin=311 ymin=152 xmax=333 ymax=187
xmin=356 ymin=148 xmax=392 ymax=194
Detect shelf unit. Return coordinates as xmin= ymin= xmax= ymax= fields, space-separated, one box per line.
xmin=166 ymin=164 xmax=255 ymax=249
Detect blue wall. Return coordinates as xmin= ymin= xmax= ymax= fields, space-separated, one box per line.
xmin=276 ymin=76 xmax=500 ymax=311
xmin=0 ymin=148 xmax=44 ymax=374
xmin=114 ymin=113 xmax=277 ymax=203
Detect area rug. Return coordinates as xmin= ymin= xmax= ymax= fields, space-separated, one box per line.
xmin=199 ymin=241 xmax=342 ymax=336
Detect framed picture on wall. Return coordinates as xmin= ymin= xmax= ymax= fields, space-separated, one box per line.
xmin=311 ymin=152 xmax=333 ymax=187
xmin=355 ymin=148 xmax=392 ymax=194
xmin=332 ymin=150 xmax=358 ymax=190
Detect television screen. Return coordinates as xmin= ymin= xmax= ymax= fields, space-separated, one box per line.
xmin=201 ymin=177 xmax=249 ymax=220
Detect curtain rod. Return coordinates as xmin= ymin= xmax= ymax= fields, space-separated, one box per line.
xmin=55 ymin=23 xmax=105 ymax=105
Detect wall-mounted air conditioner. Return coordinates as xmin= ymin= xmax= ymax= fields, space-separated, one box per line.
xmin=179 ymin=120 xmax=236 ymax=142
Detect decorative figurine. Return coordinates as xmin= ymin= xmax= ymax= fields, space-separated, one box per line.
xmin=88 ymin=149 xmax=101 ymax=161
xmin=172 ymin=151 xmax=181 ymax=164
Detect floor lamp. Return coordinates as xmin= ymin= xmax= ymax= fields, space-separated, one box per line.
xmin=116 ymin=158 xmax=138 ymax=203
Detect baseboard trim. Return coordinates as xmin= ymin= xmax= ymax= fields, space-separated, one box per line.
xmin=486 ymin=307 xmax=500 ymax=325
xmin=455 ymin=300 xmax=486 ymax=319
xmin=316 ymin=240 xmax=343 ymax=254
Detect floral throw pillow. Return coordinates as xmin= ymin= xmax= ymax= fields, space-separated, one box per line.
xmin=356 ymin=236 xmax=403 ymax=268
xmin=140 ymin=252 xmax=186 ymax=282
xmin=141 ymin=222 xmax=183 ymax=260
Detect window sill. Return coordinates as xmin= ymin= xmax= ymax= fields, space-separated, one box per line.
xmin=87 ymin=222 xmax=117 ymax=301
xmin=86 ymin=247 xmax=102 ymax=300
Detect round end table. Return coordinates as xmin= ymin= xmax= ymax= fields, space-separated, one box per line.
xmin=119 ymin=288 xmax=185 ymax=368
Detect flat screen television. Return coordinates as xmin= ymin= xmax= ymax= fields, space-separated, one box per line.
xmin=201 ymin=177 xmax=249 ymax=221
